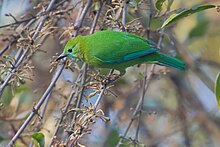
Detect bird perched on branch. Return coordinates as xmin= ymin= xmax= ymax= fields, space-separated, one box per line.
xmin=57 ymin=30 xmax=185 ymax=79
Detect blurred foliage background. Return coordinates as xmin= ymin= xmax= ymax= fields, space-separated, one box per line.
xmin=0 ymin=0 xmax=220 ymax=146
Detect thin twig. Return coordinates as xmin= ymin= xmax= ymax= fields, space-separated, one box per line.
xmin=67 ymin=0 xmax=93 ymax=138
xmin=66 ymin=70 xmax=114 ymax=146
xmin=0 ymin=42 xmax=13 ymax=57
xmin=94 ymin=85 xmax=106 ymax=109
xmin=72 ymin=0 xmax=92 ymax=37
xmin=122 ymin=0 xmax=128 ymax=26
xmin=0 ymin=16 xmax=36 ymax=29
xmin=6 ymin=0 xmax=58 ymax=145
xmin=134 ymin=65 xmax=147 ymax=141
xmin=49 ymin=1 xmax=87 ymax=144
xmin=70 ymin=64 xmax=87 ymax=126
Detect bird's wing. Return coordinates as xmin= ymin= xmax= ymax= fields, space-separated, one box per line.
xmin=95 ymin=48 xmax=158 ymax=63
xmin=90 ymin=32 xmax=159 ymax=63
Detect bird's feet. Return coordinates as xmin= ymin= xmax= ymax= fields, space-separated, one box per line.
xmin=101 ymin=74 xmax=121 ymax=86
xmin=101 ymin=70 xmax=125 ymax=86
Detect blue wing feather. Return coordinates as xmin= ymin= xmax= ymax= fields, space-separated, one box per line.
xmin=96 ymin=48 xmax=158 ymax=63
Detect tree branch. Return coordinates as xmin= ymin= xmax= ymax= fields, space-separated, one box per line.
xmin=8 ymin=62 xmax=65 ymax=146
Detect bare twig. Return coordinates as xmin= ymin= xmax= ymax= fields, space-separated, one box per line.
xmin=5 ymin=0 xmax=61 ymax=145
xmin=72 ymin=0 xmax=92 ymax=37
xmin=134 ymin=65 xmax=147 ymax=141
xmin=0 ymin=15 xmax=36 ymax=29
xmin=0 ymin=42 xmax=14 ymax=57
xmin=122 ymin=0 xmax=128 ymax=26
xmin=70 ymin=64 xmax=87 ymax=126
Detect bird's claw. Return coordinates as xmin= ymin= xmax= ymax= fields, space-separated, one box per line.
xmin=101 ymin=78 xmax=110 ymax=86
xmin=101 ymin=78 xmax=114 ymax=86
xmin=101 ymin=74 xmax=120 ymax=86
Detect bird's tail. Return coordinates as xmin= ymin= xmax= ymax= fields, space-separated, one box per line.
xmin=157 ymin=53 xmax=186 ymax=70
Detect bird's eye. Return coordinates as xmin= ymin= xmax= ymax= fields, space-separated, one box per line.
xmin=68 ymin=48 xmax=72 ymax=52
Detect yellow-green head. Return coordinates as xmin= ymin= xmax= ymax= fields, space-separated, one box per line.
xmin=56 ymin=36 xmax=82 ymax=60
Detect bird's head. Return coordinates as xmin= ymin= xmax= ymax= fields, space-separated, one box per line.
xmin=56 ymin=37 xmax=81 ymax=61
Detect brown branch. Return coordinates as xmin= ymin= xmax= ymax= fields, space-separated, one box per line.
xmin=0 ymin=15 xmax=36 ymax=29
xmin=72 ymin=0 xmax=92 ymax=37
xmin=0 ymin=41 xmax=15 ymax=57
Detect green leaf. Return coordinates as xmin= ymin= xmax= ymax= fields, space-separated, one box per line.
xmin=215 ymin=72 xmax=220 ymax=108
xmin=155 ymin=0 xmax=166 ymax=11
xmin=104 ymin=129 xmax=120 ymax=147
xmin=0 ymin=136 xmax=4 ymax=142
xmin=15 ymin=85 xmax=29 ymax=94
xmin=30 ymin=132 xmax=45 ymax=147
xmin=161 ymin=4 xmax=216 ymax=28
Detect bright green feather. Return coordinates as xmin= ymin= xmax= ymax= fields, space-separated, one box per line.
xmin=63 ymin=30 xmax=185 ymax=73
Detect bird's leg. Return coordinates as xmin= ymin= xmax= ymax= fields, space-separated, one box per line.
xmin=111 ymin=70 xmax=125 ymax=81
xmin=102 ymin=70 xmax=125 ymax=85
xmin=102 ymin=69 xmax=114 ymax=85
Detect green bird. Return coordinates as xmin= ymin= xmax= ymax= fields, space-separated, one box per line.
xmin=57 ymin=30 xmax=185 ymax=76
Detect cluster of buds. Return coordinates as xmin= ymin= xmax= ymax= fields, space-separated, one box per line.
xmin=64 ymin=103 xmax=110 ymax=146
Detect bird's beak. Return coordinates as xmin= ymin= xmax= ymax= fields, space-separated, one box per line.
xmin=56 ymin=53 xmax=68 ymax=61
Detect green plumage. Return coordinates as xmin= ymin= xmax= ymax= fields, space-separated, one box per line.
xmin=62 ymin=30 xmax=185 ymax=74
